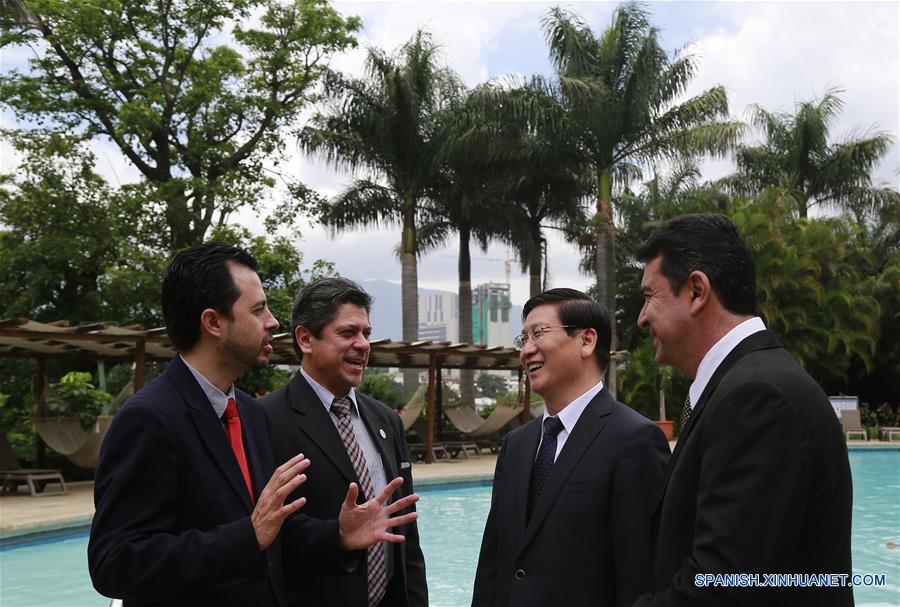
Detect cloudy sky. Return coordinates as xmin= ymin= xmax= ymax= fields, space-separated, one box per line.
xmin=3 ymin=1 xmax=898 ymax=306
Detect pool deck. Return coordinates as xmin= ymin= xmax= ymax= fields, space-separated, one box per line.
xmin=0 ymin=454 xmax=500 ymax=541
xmin=2 ymin=440 xmax=894 ymax=541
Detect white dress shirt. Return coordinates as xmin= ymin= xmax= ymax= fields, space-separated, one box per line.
xmin=299 ymin=367 xmax=387 ymax=496
xmin=538 ymin=380 xmax=605 ymax=462
xmin=688 ymin=316 xmax=766 ymax=409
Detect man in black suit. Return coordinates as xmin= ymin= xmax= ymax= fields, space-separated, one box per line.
xmin=261 ymin=277 xmax=427 ymax=607
xmin=471 ymin=289 xmax=669 ymax=607
xmin=89 ymin=244 xmax=419 ymax=607
xmin=631 ymin=214 xmax=853 ymax=606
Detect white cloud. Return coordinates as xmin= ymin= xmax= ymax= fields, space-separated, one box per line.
xmin=685 ymin=1 xmax=899 ymax=185
xmin=4 ymin=1 xmax=897 ymax=308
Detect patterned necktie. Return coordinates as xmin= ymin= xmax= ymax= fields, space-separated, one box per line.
xmin=528 ymin=416 xmax=565 ymax=520
xmin=223 ymin=398 xmax=254 ymax=503
xmin=331 ymin=396 xmax=387 ymax=607
xmin=680 ymin=394 xmax=692 ymax=432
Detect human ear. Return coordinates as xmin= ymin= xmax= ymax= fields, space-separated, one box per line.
xmin=295 ymin=326 xmax=314 ymax=354
xmin=199 ymin=308 xmax=223 ymax=339
xmin=686 ymin=271 xmax=711 ymax=313
xmin=580 ymin=328 xmax=598 ymax=359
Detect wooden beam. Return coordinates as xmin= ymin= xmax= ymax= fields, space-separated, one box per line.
xmin=135 ymin=340 xmax=146 ymax=391
xmin=424 ymin=353 xmax=437 ymax=464
xmin=35 ymin=356 xmax=46 ymax=467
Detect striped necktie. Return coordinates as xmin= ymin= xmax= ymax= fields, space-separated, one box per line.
xmin=331 ymin=396 xmax=387 ymax=607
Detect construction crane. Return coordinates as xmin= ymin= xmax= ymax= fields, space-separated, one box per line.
xmin=440 ymin=255 xmax=515 ymax=285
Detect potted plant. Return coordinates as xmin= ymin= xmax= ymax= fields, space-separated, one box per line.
xmin=655 ymin=366 xmax=675 ymax=441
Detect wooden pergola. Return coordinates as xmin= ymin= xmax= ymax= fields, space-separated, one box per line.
xmin=0 ymin=318 xmax=528 ymax=464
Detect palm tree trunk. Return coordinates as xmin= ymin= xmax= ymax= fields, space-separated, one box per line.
xmin=401 ymin=196 xmax=420 ymax=396
xmin=458 ymin=223 xmax=475 ymax=404
xmin=594 ymin=167 xmax=617 ymax=397
xmin=529 ymin=239 xmax=542 ymax=298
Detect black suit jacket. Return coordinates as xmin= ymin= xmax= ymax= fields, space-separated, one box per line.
xmin=260 ymin=372 xmax=428 ymax=607
xmin=472 ymin=388 xmax=669 ymax=607
xmin=88 ymin=357 xmax=343 ymax=607
xmin=633 ymin=330 xmax=854 ymax=607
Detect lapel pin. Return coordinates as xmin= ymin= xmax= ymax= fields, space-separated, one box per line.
xmin=379 ymin=428 xmax=387 ymax=439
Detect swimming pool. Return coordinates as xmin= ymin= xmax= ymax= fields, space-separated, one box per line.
xmin=1 ymin=450 xmax=897 ymax=606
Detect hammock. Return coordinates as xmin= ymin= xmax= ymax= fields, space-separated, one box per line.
xmin=443 ymin=401 xmax=527 ymax=438
xmin=398 ymin=383 xmax=428 ymax=431
xmin=33 ymin=374 xmax=134 ymax=468
xmin=33 ymin=416 xmax=114 ymax=468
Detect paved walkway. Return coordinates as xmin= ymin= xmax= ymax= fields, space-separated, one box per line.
xmin=0 ymin=455 xmax=499 ymax=540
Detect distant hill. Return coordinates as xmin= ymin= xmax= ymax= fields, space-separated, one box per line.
xmin=357 ymin=279 xmax=523 ymax=343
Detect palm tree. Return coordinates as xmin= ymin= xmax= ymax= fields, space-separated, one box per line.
xmin=497 ymin=81 xmax=591 ymax=299
xmin=465 ymin=76 xmax=592 ymax=299
xmin=729 ymin=87 xmax=895 ymax=218
xmin=419 ymin=90 xmax=516 ymax=402
xmin=300 ymin=30 xmax=462 ymax=383
xmin=541 ymin=3 xmax=742 ymax=348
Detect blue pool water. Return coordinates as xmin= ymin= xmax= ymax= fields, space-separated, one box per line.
xmin=1 ymin=451 xmax=897 ymax=606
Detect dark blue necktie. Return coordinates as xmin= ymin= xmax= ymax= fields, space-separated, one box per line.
xmin=528 ymin=416 xmax=565 ymax=520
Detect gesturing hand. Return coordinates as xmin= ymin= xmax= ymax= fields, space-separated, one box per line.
xmin=251 ymin=453 xmax=310 ymax=550
xmin=338 ymin=477 xmax=419 ymax=551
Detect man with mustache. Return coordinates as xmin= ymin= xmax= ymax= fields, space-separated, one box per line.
xmin=262 ymin=277 xmax=427 ymax=607
xmin=89 ymin=244 xmax=418 ymax=607
xmin=631 ymin=214 xmax=852 ymax=606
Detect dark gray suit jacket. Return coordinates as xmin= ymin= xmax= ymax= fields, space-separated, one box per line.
xmin=633 ymin=330 xmax=854 ymax=607
xmin=261 ymin=373 xmax=428 ymax=607
xmin=472 ymin=388 xmax=669 ymax=607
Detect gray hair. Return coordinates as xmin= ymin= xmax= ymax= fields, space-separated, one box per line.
xmin=291 ymin=277 xmax=373 ymax=361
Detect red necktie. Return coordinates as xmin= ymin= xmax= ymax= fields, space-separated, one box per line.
xmin=224 ymin=397 xmax=254 ymax=503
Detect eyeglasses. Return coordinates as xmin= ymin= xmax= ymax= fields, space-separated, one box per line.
xmin=513 ymin=325 xmax=577 ymax=351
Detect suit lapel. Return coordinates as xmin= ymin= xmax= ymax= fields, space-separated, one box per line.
xmin=237 ymin=394 xmax=268 ymax=504
xmin=168 ymin=357 xmax=254 ymax=512
xmin=510 ymin=418 xmax=543 ymax=541
xmin=656 ymin=330 xmax=782 ymax=503
xmin=287 ymin=373 xmax=359 ymax=485
xmin=357 ymin=394 xmax=398 ymax=481
xmin=519 ymin=390 xmax=611 ymax=553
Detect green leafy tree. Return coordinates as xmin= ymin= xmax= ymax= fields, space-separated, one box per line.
xmin=300 ymin=30 xmax=462 ymax=361
xmin=729 ymin=87 xmax=896 ymax=218
xmin=1 ymin=0 xmax=360 ymax=250
xmin=475 ymin=373 xmax=508 ymax=399
xmin=46 ymin=371 xmax=112 ymax=427
xmin=358 ymin=369 xmax=405 ymax=409
xmin=1 ymin=131 xmax=121 ymax=323
xmin=540 ymin=3 xmax=742 ymax=347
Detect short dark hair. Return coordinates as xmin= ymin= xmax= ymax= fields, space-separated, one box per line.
xmin=522 ymin=288 xmax=611 ymax=371
xmin=162 ymin=243 xmax=259 ymax=352
xmin=635 ymin=213 xmax=758 ymax=316
xmin=291 ymin=277 xmax=373 ymax=361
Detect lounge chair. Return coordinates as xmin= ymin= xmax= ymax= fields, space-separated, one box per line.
xmin=841 ymin=409 xmax=868 ymax=441
xmin=407 ymin=417 xmax=450 ymax=462
xmin=0 ymin=431 xmax=67 ymax=497
xmin=879 ymin=427 xmax=900 ymax=441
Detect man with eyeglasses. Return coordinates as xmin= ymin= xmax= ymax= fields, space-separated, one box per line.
xmin=472 ymin=288 xmax=669 ymax=607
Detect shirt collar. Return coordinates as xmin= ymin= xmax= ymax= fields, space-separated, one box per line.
xmin=688 ymin=316 xmax=766 ymax=409
xmin=180 ymin=354 xmax=235 ymax=419
xmin=300 ymin=366 xmax=359 ymax=416
xmin=543 ymin=380 xmax=604 ymax=434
